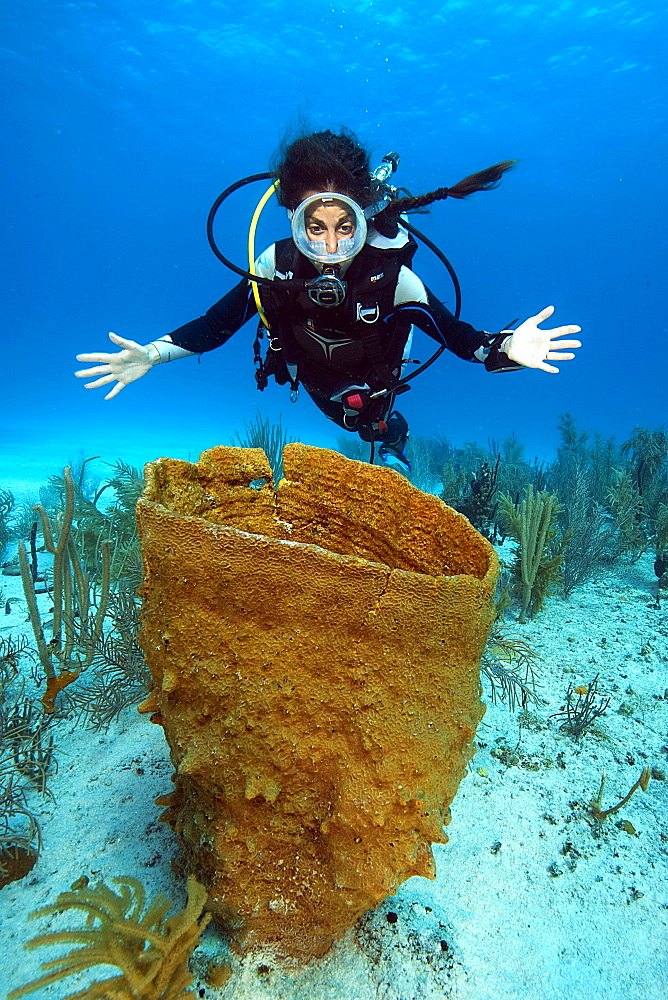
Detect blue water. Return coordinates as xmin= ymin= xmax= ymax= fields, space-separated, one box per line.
xmin=1 ymin=6 xmax=667 ymax=995
xmin=2 ymin=0 xmax=666 ymax=486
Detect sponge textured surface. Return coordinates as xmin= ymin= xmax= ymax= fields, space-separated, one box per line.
xmin=137 ymin=444 xmax=498 ymax=960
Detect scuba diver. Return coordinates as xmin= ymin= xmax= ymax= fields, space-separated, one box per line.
xmin=75 ymin=129 xmax=581 ymax=470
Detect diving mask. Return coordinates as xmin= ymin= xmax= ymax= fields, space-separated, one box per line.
xmin=290 ymin=192 xmax=367 ymax=264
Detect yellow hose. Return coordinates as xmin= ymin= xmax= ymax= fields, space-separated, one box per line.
xmin=248 ymin=181 xmax=279 ymax=329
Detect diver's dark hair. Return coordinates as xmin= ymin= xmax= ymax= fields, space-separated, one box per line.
xmin=273 ymin=127 xmax=516 ymax=225
xmin=375 ymin=160 xmax=517 ymax=235
xmin=272 ymin=128 xmax=375 ymax=210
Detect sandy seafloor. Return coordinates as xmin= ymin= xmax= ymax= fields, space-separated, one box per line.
xmin=1 ymin=485 xmax=667 ymax=1000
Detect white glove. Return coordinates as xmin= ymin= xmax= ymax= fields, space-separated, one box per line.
xmin=502 ymin=306 xmax=582 ymax=373
xmin=75 ymin=332 xmax=194 ymax=400
xmin=75 ymin=332 xmax=156 ymax=400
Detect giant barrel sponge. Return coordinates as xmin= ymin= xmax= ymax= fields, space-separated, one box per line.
xmin=137 ymin=443 xmax=498 ymax=961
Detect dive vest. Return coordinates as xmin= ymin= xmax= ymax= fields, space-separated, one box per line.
xmin=256 ymin=235 xmax=419 ymax=399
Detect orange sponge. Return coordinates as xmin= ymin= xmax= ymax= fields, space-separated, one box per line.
xmin=137 ymin=444 xmax=497 ymax=961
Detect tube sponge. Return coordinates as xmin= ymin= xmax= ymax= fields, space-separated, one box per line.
xmin=137 ymin=444 xmax=498 ymax=961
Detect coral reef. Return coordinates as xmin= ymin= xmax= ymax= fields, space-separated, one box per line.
xmin=137 ymin=443 xmax=498 ymax=961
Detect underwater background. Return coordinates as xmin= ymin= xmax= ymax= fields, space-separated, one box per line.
xmin=2 ymin=0 xmax=667 ymax=487
xmin=2 ymin=4 xmax=668 ymax=999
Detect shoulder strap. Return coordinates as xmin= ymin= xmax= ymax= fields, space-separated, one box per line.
xmin=345 ymin=248 xmax=410 ymax=394
xmin=273 ymin=238 xmax=312 ymax=279
xmin=259 ymin=241 xmax=412 ymax=395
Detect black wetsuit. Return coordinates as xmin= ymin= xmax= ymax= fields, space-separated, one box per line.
xmin=164 ymin=234 xmax=520 ymax=441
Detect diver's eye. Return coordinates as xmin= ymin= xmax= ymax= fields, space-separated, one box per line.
xmin=338 ymin=222 xmax=354 ymax=236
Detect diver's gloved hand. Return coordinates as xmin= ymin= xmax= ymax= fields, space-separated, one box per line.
xmin=502 ymin=306 xmax=581 ymax=374
xmin=75 ymin=332 xmax=155 ymax=400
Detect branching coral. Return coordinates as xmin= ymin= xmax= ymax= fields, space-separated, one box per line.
xmin=500 ymin=485 xmax=569 ymax=621
xmin=0 ymin=486 xmax=15 ymax=561
xmin=608 ymin=469 xmax=646 ymax=561
xmin=9 ymin=875 xmax=210 ymax=1000
xmin=72 ymin=458 xmax=146 ymax=593
xmin=0 ymin=636 xmax=57 ymax=880
xmin=64 ymin=593 xmax=151 ymax=730
xmin=560 ymin=465 xmax=615 ymax=595
xmin=590 ymin=767 xmax=652 ymax=822
xmin=621 ymin=426 xmax=668 ymax=496
xmin=651 ymin=502 xmax=668 ymax=591
xmin=454 ymin=457 xmax=501 ymax=542
xmin=549 ymin=675 xmax=610 ymax=739
xmin=233 ymin=410 xmax=297 ymax=482
xmin=18 ymin=466 xmax=111 ymax=711
xmin=481 ymin=629 xmax=544 ymax=711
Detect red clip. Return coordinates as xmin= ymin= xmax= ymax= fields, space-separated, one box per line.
xmin=377 ymin=420 xmax=388 ymax=433
xmin=346 ymin=393 xmax=364 ymax=410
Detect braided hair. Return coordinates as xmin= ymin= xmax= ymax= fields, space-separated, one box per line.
xmin=374 ymin=160 xmax=517 ymax=237
xmin=273 ymin=128 xmax=516 ymax=231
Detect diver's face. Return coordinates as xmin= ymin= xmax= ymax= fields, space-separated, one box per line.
xmin=304 ymin=198 xmax=356 ymax=255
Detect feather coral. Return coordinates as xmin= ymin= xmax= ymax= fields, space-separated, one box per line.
xmin=9 ymin=875 xmax=210 ymax=1000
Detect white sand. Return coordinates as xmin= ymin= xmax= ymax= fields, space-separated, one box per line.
xmin=1 ymin=535 xmax=667 ymax=1000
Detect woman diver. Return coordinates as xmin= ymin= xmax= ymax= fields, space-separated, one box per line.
xmin=75 ymin=129 xmax=582 ymax=470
